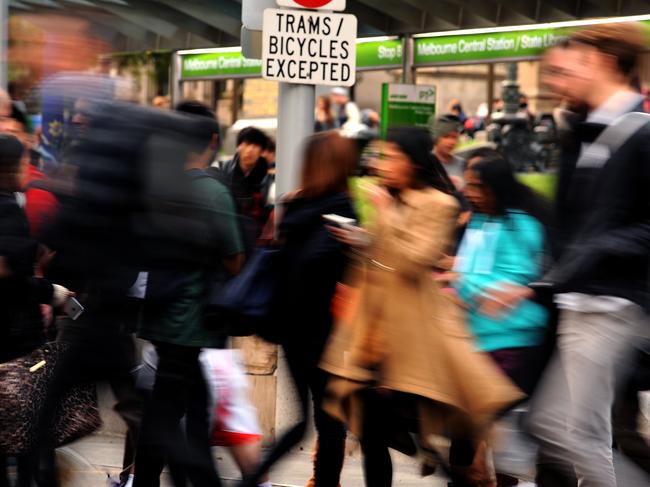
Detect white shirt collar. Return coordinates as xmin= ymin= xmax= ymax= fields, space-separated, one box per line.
xmin=587 ymin=90 xmax=644 ymax=125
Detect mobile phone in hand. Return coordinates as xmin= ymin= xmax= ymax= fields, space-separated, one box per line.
xmin=323 ymin=214 xmax=357 ymax=230
xmin=64 ymin=297 xmax=84 ymax=321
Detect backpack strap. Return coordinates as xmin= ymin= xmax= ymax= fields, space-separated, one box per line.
xmin=577 ymin=112 xmax=650 ymax=169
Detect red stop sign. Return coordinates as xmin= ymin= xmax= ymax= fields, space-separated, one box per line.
xmin=293 ymin=0 xmax=332 ymax=7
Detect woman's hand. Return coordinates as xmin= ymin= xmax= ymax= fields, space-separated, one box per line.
xmin=370 ymin=185 xmax=393 ymax=209
xmin=52 ymin=284 xmax=74 ymax=308
xmin=476 ymin=283 xmax=534 ymax=318
xmin=434 ymin=271 xmax=458 ymax=283
xmin=437 ymin=254 xmax=455 ymax=271
xmin=360 ymin=180 xmax=393 ymax=209
xmin=326 ymin=225 xmax=372 ymax=249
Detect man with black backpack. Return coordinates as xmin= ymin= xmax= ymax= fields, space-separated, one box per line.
xmin=486 ymin=23 xmax=650 ymax=487
xmin=134 ymin=101 xmax=244 ymax=487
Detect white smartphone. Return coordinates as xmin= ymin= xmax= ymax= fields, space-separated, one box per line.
xmin=323 ymin=214 xmax=357 ymax=230
xmin=64 ymin=297 xmax=85 ymax=321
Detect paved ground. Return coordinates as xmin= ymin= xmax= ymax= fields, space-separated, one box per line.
xmin=53 ymin=433 xmax=650 ymax=487
xmin=58 ymin=434 xmax=449 ymax=487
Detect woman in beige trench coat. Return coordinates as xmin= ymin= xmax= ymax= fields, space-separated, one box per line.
xmin=322 ymin=127 xmax=523 ymax=487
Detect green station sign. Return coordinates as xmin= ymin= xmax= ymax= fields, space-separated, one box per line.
xmin=414 ymin=27 xmax=571 ymax=65
xmin=380 ymin=83 xmax=436 ymax=137
xmin=356 ymin=38 xmax=403 ymax=69
xmin=414 ymin=19 xmax=650 ymax=66
xmin=180 ymin=19 xmax=650 ymax=79
xmin=181 ymin=39 xmax=404 ymax=80
xmin=181 ymin=50 xmax=263 ymax=79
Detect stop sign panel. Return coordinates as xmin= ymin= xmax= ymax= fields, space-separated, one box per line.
xmin=276 ymin=0 xmax=346 ymax=11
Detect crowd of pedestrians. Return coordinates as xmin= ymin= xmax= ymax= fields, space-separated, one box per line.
xmin=0 ymin=20 xmax=649 ymax=487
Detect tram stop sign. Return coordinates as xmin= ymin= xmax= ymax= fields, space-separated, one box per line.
xmin=262 ymin=8 xmax=357 ymax=86
xmin=276 ymin=0 xmax=346 ymax=10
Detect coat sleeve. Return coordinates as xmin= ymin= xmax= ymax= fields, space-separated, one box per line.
xmin=390 ymin=193 xmax=459 ymax=277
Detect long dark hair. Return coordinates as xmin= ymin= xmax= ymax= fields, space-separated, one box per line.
xmin=470 ymin=154 xmax=552 ymax=228
xmin=385 ymin=127 xmax=455 ymax=194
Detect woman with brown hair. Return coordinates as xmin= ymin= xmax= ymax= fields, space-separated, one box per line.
xmin=244 ymin=131 xmax=357 ymax=487
xmin=315 ymin=95 xmax=337 ymax=132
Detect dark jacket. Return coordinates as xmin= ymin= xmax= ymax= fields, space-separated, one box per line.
xmin=548 ymin=107 xmax=650 ymax=309
xmin=0 ymin=192 xmax=53 ymax=362
xmin=273 ymin=192 xmax=355 ymax=357
xmin=209 ymin=155 xmax=270 ymax=254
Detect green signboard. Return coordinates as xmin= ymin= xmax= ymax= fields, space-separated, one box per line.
xmin=181 ymin=39 xmax=404 ymax=80
xmin=181 ymin=19 xmax=650 ymax=79
xmin=414 ymin=20 xmax=650 ymax=66
xmin=356 ymin=38 xmax=403 ymax=69
xmin=380 ymin=83 xmax=436 ymax=137
xmin=181 ymin=50 xmax=263 ymax=79
xmin=414 ymin=27 xmax=572 ymax=65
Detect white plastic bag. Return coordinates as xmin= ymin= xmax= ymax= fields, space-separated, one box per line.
xmin=199 ymin=349 xmax=263 ymax=446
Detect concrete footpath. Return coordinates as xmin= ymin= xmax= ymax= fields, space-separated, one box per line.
xmin=55 ymin=432 xmax=650 ymax=487
xmin=58 ymin=434 xmax=448 ymax=487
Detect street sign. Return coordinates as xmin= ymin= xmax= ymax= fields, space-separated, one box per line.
xmin=380 ymin=84 xmax=437 ymax=137
xmin=276 ymin=0 xmax=346 ymax=11
xmin=262 ymin=8 xmax=357 ymax=86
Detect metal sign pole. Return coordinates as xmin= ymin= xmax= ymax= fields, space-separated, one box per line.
xmin=401 ymin=34 xmax=414 ymax=84
xmin=0 ymin=0 xmax=8 ymax=92
xmin=170 ymin=51 xmax=183 ymax=106
xmin=275 ymin=82 xmax=315 ymax=198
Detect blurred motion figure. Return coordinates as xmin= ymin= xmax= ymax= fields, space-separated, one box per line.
xmin=518 ymin=23 xmax=650 ymax=487
xmin=134 ymin=101 xmax=244 ymax=487
xmin=322 ymin=127 xmax=522 ymax=487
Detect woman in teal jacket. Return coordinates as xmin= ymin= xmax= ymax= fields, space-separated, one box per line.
xmin=453 ymin=152 xmax=551 ymax=487
xmin=455 ymin=152 xmax=550 ymax=392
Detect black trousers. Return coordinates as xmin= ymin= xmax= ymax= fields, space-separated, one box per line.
xmin=358 ymin=389 xmax=423 ymax=487
xmin=247 ymin=340 xmax=346 ymax=487
xmin=31 ymin=307 xmax=143 ymax=487
xmin=133 ymin=343 xmax=221 ymax=487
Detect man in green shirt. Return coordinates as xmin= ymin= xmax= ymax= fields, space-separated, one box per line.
xmin=134 ymin=101 xmax=244 ymax=487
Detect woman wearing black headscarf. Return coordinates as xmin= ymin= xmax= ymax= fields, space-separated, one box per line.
xmin=322 ymin=127 xmax=522 ymax=487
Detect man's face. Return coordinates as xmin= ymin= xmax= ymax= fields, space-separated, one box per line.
xmin=436 ymin=131 xmax=460 ymax=156
xmin=542 ymin=45 xmax=602 ymax=109
xmin=238 ymin=142 xmax=263 ymax=173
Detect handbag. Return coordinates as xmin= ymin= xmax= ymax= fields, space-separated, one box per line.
xmin=209 ymin=246 xmax=284 ymax=341
xmin=0 ymin=342 xmax=102 ymax=455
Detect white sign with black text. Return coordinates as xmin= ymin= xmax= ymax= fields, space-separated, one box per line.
xmin=276 ymin=0 xmax=346 ymax=11
xmin=262 ymin=8 xmax=357 ymax=86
